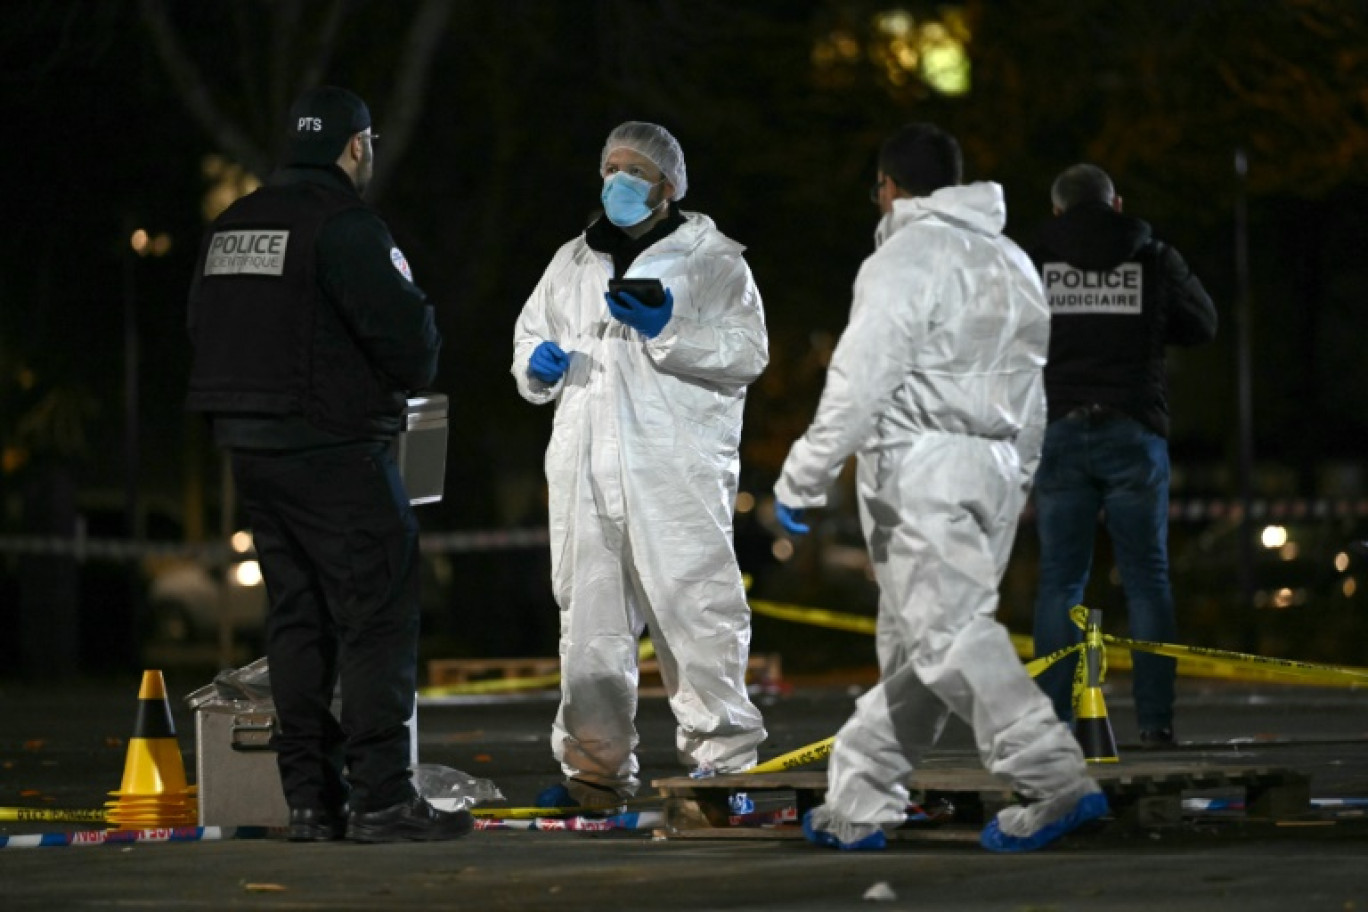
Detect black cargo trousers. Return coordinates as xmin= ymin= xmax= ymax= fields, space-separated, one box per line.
xmin=230 ymin=440 xmax=420 ymax=815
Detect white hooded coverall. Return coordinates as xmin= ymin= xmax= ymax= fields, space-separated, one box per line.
xmin=775 ymin=184 xmax=1097 ymax=844
xmin=512 ymin=212 xmax=768 ymax=798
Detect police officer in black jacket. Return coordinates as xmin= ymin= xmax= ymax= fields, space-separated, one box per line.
xmin=187 ymin=87 xmax=470 ymax=842
xmin=1028 ymin=164 xmax=1217 ymax=749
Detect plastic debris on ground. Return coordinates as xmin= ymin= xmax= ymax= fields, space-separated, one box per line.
xmin=863 ymin=881 xmax=898 ymax=902
xmin=209 ymin=657 xmax=274 ymax=705
xmin=413 ymin=764 xmax=504 ymax=812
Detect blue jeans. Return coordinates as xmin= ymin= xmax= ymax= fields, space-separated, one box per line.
xmin=1031 ymin=413 xmax=1176 ymax=732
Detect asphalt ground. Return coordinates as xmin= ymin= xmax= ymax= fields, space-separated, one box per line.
xmin=2 ymin=669 xmax=1368 ymax=911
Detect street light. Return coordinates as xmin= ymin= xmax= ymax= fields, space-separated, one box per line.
xmin=130 ymin=229 xmax=172 ymax=258
xmin=123 ymin=224 xmax=172 ymax=542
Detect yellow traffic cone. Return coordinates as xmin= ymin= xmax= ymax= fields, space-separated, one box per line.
xmin=105 ymin=670 xmax=198 ymax=829
xmin=1074 ymin=610 xmax=1119 ymax=764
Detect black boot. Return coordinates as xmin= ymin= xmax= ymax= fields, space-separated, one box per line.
xmin=287 ymin=807 xmax=348 ymax=842
xmin=346 ymin=794 xmax=474 ymax=843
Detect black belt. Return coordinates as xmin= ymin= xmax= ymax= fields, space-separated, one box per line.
xmin=1063 ymin=403 xmax=1126 ymax=423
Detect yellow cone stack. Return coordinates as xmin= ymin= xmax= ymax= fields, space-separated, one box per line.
xmin=104 ymin=670 xmax=198 ymax=829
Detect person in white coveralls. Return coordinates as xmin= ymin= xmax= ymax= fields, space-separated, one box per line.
xmin=511 ymin=121 xmax=768 ymax=810
xmin=773 ymin=122 xmax=1108 ymax=853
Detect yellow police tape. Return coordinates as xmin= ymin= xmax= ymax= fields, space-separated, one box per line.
xmin=751 ymin=597 xmax=1049 ymax=666
xmin=0 ymin=802 xmax=636 ymax=824
xmin=422 ymin=672 xmax=563 ymax=698
xmin=473 ymin=733 xmax=840 ymax=818
xmin=750 ymin=598 xmax=1368 ymax=688
xmin=748 ymin=600 xmax=877 ymax=636
xmin=1022 ymin=640 xmax=1086 ymax=679
xmin=1058 ymin=604 xmax=1368 ymax=687
xmin=0 ymin=807 xmax=108 ymax=823
xmin=749 ymin=736 xmax=835 ymax=773
xmin=422 ymin=592 xmax=1365 ymax=695
xmin=420 ymin=642 xmax=657 ymax=698
xmin=470 ymin=799 xmax=659 ymax=819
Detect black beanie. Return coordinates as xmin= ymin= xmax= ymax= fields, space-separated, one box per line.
xmin=878 ymin=123 xmax=962 ymax=196
xmin=285 ymin=86 xmax=371 ymax=166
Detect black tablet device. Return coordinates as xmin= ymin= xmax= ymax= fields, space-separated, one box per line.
xmin=608 ymin=278 xmax=668 ymax=308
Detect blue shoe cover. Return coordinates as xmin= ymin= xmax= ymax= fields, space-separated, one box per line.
xmin=802 ymin=809 xmax=887 ymax=851
xmin=534 ymin=783 xmax=575 ymax=809
xmin=979 ymin=791 xmax=1109 ymax=853
xmin=535 ymin=780 xmax=624 ymax=815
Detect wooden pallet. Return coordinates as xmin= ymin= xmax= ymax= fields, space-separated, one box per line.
xmin=427 ymin=656 xmax=560 ymax=687
xmin=1096 ymin=761 xmax=1309 ymax=828
xmin=651 ymin=761 xmax=1312 ymax=841
xmin=427 ymin=652 xmax=783 ymax=694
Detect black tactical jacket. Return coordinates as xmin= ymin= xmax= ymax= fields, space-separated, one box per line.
xmin=1030 ymin=201 xmax=1217 ymax=437
xmin=187 ymin=165 xmax=440 ymax=446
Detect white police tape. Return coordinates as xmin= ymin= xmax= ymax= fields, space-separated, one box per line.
xmin=0 ymin=527 xmax=550 ymax=563
xmin=473 ymin=811 xmax=661 ymax=832
xmin=0 ymin=825 xmax=270 ymax=849
xmin=3 ymin=495 xmax=1364 ymax=563
xmin=1166 ymin=497 xmax=1368 ymax=522
xmin=1014 ymin=496 xmax=1368 ymax=523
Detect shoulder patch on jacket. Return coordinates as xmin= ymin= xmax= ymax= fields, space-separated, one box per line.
xmin=390 ymin=247 xmax=413 ymax=282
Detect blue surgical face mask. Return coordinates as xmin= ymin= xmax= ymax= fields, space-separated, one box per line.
xmin=601 ymin=172 xmax=664 ymax=227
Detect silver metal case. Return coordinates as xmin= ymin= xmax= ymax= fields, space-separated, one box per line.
xmin=192 ymin=702 xmax=290 ymax=827
xmin=391 ymin=393 xmax=448 ymax=505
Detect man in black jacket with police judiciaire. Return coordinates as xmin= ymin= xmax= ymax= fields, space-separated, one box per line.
xmin=1028 ymin=163 xmax=1217 ymax=749
xmin=186 ymin=86 xmax=469 ymax=842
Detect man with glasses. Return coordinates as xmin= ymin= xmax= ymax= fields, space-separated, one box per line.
xmin=511 ymin=121 xmax=768 ymax=812
xmin=773 ymin=123 xmax=1106 ymax=852
xmin=187 ymin=86 xmax=470 ymax=843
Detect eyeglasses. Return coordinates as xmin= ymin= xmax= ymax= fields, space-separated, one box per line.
xmin=361 ymin=131 xmax=380 ymax=146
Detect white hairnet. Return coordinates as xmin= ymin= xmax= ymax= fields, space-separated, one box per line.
xmin=600 ymin=121 xmax=688 ymax=201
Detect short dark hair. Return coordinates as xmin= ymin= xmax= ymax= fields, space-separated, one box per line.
xmin=1051 ymin=164 xmax=1115 ymax=211
xmin=878 ymin=123 xmax=962 ymax=197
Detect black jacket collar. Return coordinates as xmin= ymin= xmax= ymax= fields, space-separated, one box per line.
xmin=585 ymin=203 xmax=686 ymax=276
xmin=269 ymin=164 xmax=362 ymax=199
xmin=1032 ymin=200 xmax=1152 ymax=271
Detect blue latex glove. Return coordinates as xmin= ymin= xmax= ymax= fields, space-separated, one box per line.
xmin=527 ymin=340 xmax=570 ymax=384
xmin=605 ymin=288 xmax=674 ymax=339
xmin=775 ymin=502 xmax=810 ymax=536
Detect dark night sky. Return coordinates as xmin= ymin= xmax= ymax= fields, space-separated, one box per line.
xmin=3 ymin=1 xmax=1368 ymax=673
xmin=4 ymin=0 xmax=1368 ymax=537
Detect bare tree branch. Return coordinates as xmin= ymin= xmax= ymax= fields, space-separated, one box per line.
xmin=0 ymin=3 xmax=120 ymax=83
xmin=368 ymin=0 xmax=455 ymax=199
xmin=137 ymin=0 xmax=271 ymax=177
xmin=227 ymin=3 xmax=260 ymax=134
xmin=294 ymin=0 xmax=351 ymax=101
xmin=269 ymin=0 xmax=306 ymax=125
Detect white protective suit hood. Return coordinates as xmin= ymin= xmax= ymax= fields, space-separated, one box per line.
xmin=874 ymin=182 xmax=1007 ymax=248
